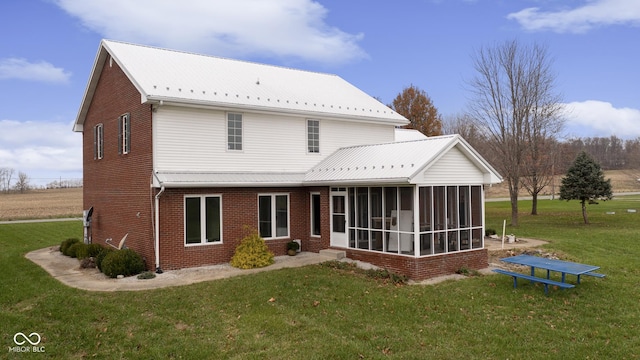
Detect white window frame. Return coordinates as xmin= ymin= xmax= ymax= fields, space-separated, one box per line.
xmin=307 ymin=119 xmax=320 ymax=153
xmin=310 ymin=192 xmax=321 ymax=237
xmin=94 ymin=123 xmax=104 ymax=160
xmin=184 ymin=194 xmax=223 ymax=246
xmin=258 ymin=193 xmax=290 ymax=239
xmin=118 ymin=113 xmax=130 ymax=155
xmin=227 ymin=113 xmax=243 ymax=151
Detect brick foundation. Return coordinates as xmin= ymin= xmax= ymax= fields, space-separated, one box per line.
xmin=344 ymin=248 xmax=489 ymax=281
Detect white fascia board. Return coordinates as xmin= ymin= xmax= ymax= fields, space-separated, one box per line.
xmin=73 ymin=43 xmax=108 ymax=132
xmin=154 ymin=181 xmax=305 ymax=188
xmin=144 ymin=96 xmax=409 ymax=126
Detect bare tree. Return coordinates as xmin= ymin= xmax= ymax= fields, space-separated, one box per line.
xmin=14 ymin=172 xmax=30 ymax=193
xmin=0 ymin=167 xmax=15 ymax=192
xmin=391 ymin=85 xmax=443 ymax=136
xmin=467 ymin=39 xmax=563 ymax=225
xmin=442 ymin=113 xmax=494 ymax=163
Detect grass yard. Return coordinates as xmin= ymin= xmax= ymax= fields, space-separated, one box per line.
xmin=1 ymin=197 xmax=639 ymax=359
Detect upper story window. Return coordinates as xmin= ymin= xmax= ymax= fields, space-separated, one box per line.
xmin=94 ymin=123 xmax=104 ymax=160
xmin=118 ymin=113 xmax=130 ymax=155
xmin=307 ymin=119 xmax=319 ymax=153
xmin=227 ymin=113 xmax=243 ymax=150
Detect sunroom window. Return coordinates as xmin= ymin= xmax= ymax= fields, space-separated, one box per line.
xmin=344 ymin=185 xmax=483 ymax=257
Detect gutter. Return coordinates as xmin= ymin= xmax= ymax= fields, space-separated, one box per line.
xmin=153 ymin=172 xmax=165 ymax=274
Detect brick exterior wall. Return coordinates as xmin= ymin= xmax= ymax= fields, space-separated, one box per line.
xmin=82 ymin=58 xmax=155 ymax=268
xmin=344 ymin=248 xmax=488 ymax=281
xmin=156 ymin=186 xmax=331 ymax=270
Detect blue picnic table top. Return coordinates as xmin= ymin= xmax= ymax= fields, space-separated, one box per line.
xmin=500 ymin=254 xmax=601 ymax=283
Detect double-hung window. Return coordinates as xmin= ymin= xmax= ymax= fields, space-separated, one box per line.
xmin=307 ymin=119 xmax=319 ymax=153
xmin=94 ymin=123 xmax=104 ymax=160
xmin=258 ymin=194 xmax=289 ymax=238
xmin=185 ymin=195 xmax=222 ymax=245
xmin=227 ymin=113 xmax=242 ymax=150
xmin=118 ymin=113 xmax=131 ymax=155
xmin=310 ymin=193 xmax=321 ymax=236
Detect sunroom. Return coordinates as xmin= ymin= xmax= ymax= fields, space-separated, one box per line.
xmin=304 ymin=135 xmax=502 ymax=259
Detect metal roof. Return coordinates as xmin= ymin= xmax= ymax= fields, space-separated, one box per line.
xmin=73 ymin=40 xmax=408 ymax=131
xmin=304 ymin=134 xmax=502 ymax=185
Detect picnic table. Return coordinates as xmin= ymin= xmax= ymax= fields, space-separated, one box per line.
xmin=493 ymin=254 xmax=605 ymax=295
xmin=500 ymin=254 xmax=604 ymax=284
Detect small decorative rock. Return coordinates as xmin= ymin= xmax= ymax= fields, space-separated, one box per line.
xmin=117 ymin=275 xmax=124 ymax=279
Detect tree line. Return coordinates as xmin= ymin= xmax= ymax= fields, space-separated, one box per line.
xmin=0 ymin=167 xmax=83 ymax=193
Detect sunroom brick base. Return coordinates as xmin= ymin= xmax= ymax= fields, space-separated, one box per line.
xmin=343 ymin=248 xmax=489 ymax=281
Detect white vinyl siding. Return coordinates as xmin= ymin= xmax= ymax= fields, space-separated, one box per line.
xmin=421 ymin=147 xmax=485 ymax=185
xmin=153 ymin=106 xmax=393 ymax=173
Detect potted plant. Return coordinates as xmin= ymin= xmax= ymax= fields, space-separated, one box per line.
xmin=286 ymin=241 xmax=300 ymax=256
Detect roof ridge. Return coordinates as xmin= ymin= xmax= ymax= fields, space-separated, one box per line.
xmin=102 ymin=39 xmax=340 ymax=78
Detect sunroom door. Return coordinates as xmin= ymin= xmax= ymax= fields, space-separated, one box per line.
xmin=330 ymin=191 xmax=347 ymax=248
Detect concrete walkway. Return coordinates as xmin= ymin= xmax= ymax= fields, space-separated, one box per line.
xmin=26 ymin=237 xmax=547 ymax=291
xmin=26 ymin=247 xmax=335 ymax=292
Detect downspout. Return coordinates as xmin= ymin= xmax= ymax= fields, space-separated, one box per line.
xmin=153 ymin=172 xmax=165 ymax=273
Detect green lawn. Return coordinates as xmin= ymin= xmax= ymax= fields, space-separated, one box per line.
xmin=1 ymin=197 xmax=639 ymax=359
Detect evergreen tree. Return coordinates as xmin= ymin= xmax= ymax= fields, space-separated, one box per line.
xmin=559 ymin=151 xmax=613 ymax=224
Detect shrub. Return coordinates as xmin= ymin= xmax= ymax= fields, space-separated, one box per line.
xmin=100 ymin=249 xmax=146 ymax=278
xmin=286 ymin=241 xmax=300 ymax=251
xmin=86 ymin=243 xmax=104 ymax=258
xmin=230 ymin=228 xmax=274 ymax=269
xmin=95 ymin=247 xmax=116 ymax=272
xmin=67 ymin=242 xmax=88 ymax=259
xmin=60 ymin=238 xmax=80 ymax=256
xmin=485 ymin=228 xmax=497 ymax=236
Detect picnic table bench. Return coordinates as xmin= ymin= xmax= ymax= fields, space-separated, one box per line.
xmin=492 ymin=268 xmax=575 ymax=295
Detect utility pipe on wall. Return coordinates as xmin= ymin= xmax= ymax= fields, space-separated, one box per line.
xmin=153 ymin=172 xmax=165 ymax=273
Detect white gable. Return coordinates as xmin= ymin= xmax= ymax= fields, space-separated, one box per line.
xmin=419 ymin=146 xmax=486 ymax=185
xmin=304 ymin=135 xmax=502 ymax=185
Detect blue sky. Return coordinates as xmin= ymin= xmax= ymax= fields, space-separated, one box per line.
xmin=1 ymin=0 xmax=639 ymax=186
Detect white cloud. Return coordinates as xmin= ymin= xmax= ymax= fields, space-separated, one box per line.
xmin=53 ymin=0 xmax=367 ymax=66
xmin=508 ymin=0 xmax=640 ymax=33
xmin=563 ymin=100 xmax=640 ymax=139
xmin=0 ymin=58 xmax=71 ymax=83
xmin=0 ymin=120 xmax=82 ymax=183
